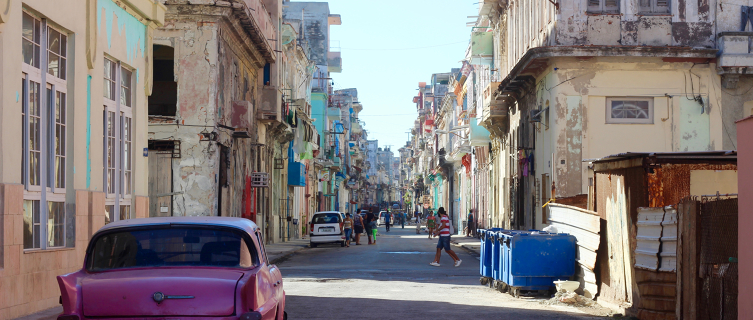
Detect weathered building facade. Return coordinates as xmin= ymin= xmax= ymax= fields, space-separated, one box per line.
xmin=147 ymin=0 xmax=286 ymax=242
xmin=476 ymin=0 xmax=745 ymax=232
xmin=0 ymin=0 xmax=165 ymax=317
xmin=283 ymin=1 xmax=343 ymax=215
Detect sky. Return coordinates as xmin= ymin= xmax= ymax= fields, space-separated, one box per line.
xmin=302 ymin=0 xmax=479 ymax=152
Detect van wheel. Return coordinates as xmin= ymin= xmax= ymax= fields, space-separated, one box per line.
xmin=340 ymin=241 xmax=346 ymax=247
xmin=310 ymin=242 xmax=317 ymax=248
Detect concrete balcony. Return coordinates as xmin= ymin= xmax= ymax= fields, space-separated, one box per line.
xmin=480 ymin=82 xmax=508 ymax=122
xmin=718 ymin=32 xmax=753 ymax=88
xmin=718 ymin=32 xmax=753 ymax=70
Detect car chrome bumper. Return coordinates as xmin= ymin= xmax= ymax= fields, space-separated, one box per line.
xmin=309 ymin=235 xmax=344 ymax=243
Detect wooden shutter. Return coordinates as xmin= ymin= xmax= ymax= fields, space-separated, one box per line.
xmin=604 ymin=0 xmax=619 ymax=13
xmin=639 ymin=0 xmax=652 ymax=13
xmin=654 ymin=0 xmax=670 ymax=13
xmin=588 ymin=0 xmax=602 ymax=12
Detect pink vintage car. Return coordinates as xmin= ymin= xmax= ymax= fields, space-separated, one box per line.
xmin=56 ymin=217 xmax=286 ymax=320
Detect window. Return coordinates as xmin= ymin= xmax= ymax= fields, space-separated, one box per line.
xmin=21 ymin=12 xmax=69 ymax=250
xmin=87 ymin=227 xmax=259 ymax=271
xmin=606 ymin=97 xmax=654 ymax=124
xmin=149 ymin=45 xmax=178 ymax=116
xmin=639 ymin=0 xmax=670 ymax=14
xmin=587 ymin=0 xmax=619 ymax=14
xmin=103 ymin=58 xmax=134 ymax=223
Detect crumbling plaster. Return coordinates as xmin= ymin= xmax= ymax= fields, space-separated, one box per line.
xmin=524 ymin=57 xmax=725 ymax=200
xmin=150 ymin=5 xmax=266 ymax=216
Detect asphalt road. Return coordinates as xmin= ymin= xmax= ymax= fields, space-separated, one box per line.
xmin=278 ymin=225 xmax=606 ymax=320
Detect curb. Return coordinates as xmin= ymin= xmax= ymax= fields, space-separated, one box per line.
xmin=269 ymin=246 xmax=308 ymax=265
xmin=451 ymin=240 xmax=480 ymax=257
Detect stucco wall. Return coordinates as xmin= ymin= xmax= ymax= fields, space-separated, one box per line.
xmin=529 ymin=58 xmax=726 ymax=203
xmin=1 ymin=0 xmax=162 ymax=316
xmin=149 ymin=5 xmax=266 ymax=217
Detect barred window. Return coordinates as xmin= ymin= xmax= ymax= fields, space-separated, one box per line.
xmin=606 ymin=98 xmax=654 ymax=124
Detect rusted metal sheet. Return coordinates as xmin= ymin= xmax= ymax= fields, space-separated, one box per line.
xmin=548 ymin=203 xmax=600 ymax=298
xmin=647 ymin=164 xmax=737 ymax=208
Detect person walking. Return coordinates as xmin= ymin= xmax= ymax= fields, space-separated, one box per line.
xmin=353 ymin=211 xmax=364 ymax=245
xmin=384 ymin=210 xmax=392 ymax=232
xmin=364 ymin=210 xmax=375 ymax=245
xmin=415 ymin=213 xmax=422 ymax=234
xmin=466 ymin=209 xmax=475 ymax=238
xmin=343 ymin=213 xmax=353 ymax=247
xmin=400 ymin=212 xmax=406 ymax=229
xmin=426 ymin=211 xmax=436 ymax=239
xmin=429 ymin=207 xmax=462 ymax=267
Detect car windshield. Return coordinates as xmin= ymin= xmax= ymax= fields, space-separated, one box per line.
xmin=313 ymin=213 xmax=341 ymax=224
xmin=87 ymin=226 xmax=259 ymax=271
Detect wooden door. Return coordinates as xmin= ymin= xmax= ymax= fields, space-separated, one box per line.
xmin=148 ymin=152 xmax=173 ymax=217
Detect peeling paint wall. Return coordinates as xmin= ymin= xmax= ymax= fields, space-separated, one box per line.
xmin=552 ymin=0 xmax=717 ymax=48
xmin=283 ymin=2 xmax=332 ymax=66
xmin=150 ymin=5 xmax=266 ymax=218
xmin=98 ymin=0 xmax=146 ymax=62
xmin=679 ymin=98 xmax=711 ymax=151
xmin=523 ymin=58 xmax=725 ymax=205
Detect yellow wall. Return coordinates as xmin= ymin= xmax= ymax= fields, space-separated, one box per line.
xmin=0 ymin=0 xmax=164 ymax=318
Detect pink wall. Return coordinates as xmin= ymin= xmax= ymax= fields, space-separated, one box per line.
xmin=736 ymin=116 xmax=753 ymax=317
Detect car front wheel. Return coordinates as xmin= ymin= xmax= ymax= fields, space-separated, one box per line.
xmin=340 ymin=241 xmax=345 ymax=247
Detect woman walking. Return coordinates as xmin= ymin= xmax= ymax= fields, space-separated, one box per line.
xmin=353 ymin=211 xmax=364 ymax=245
xmin=343 ymin=213 xmax=353 ymax=247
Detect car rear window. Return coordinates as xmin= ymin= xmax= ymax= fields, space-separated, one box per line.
xmin=87 ymin=226 xmax=259 ymax=271
xmin=313 ymin=213 xmax=341 ymax=224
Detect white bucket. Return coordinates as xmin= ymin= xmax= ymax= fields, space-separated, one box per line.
xmin=553 ymin=280 xmax=579 ymax=293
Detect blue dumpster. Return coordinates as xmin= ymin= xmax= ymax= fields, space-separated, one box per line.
xmin=498 ymin=231 xmax=576 ymax=296
xmin=479 ymin=228 xmax=504 ymax=279
xmin=491 ymin=231 xmax=504 ymax=281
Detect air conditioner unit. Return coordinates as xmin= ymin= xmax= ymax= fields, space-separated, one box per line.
xmin=250 ymin=172 xmax=270 ymax=187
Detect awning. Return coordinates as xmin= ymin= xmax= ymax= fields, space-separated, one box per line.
xmin=469 ymin=117 xmax=491 ymax=146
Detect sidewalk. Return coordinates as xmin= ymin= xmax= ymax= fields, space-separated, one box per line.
xmin=451 ymin=236 xmax=481 ymax=256
xmin=266 ymin=238 xmax=310 ymax=264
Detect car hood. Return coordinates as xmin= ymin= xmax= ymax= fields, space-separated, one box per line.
xmin=82 ymin=268 xmax=243 ymax=317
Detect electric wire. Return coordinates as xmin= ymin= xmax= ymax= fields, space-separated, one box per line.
xmin=340 ymin=41 xmax=468 ymax=51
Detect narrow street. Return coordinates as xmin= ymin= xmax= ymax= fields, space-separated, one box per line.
xmin=280 ymin=225 xmax=601 ymax=320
